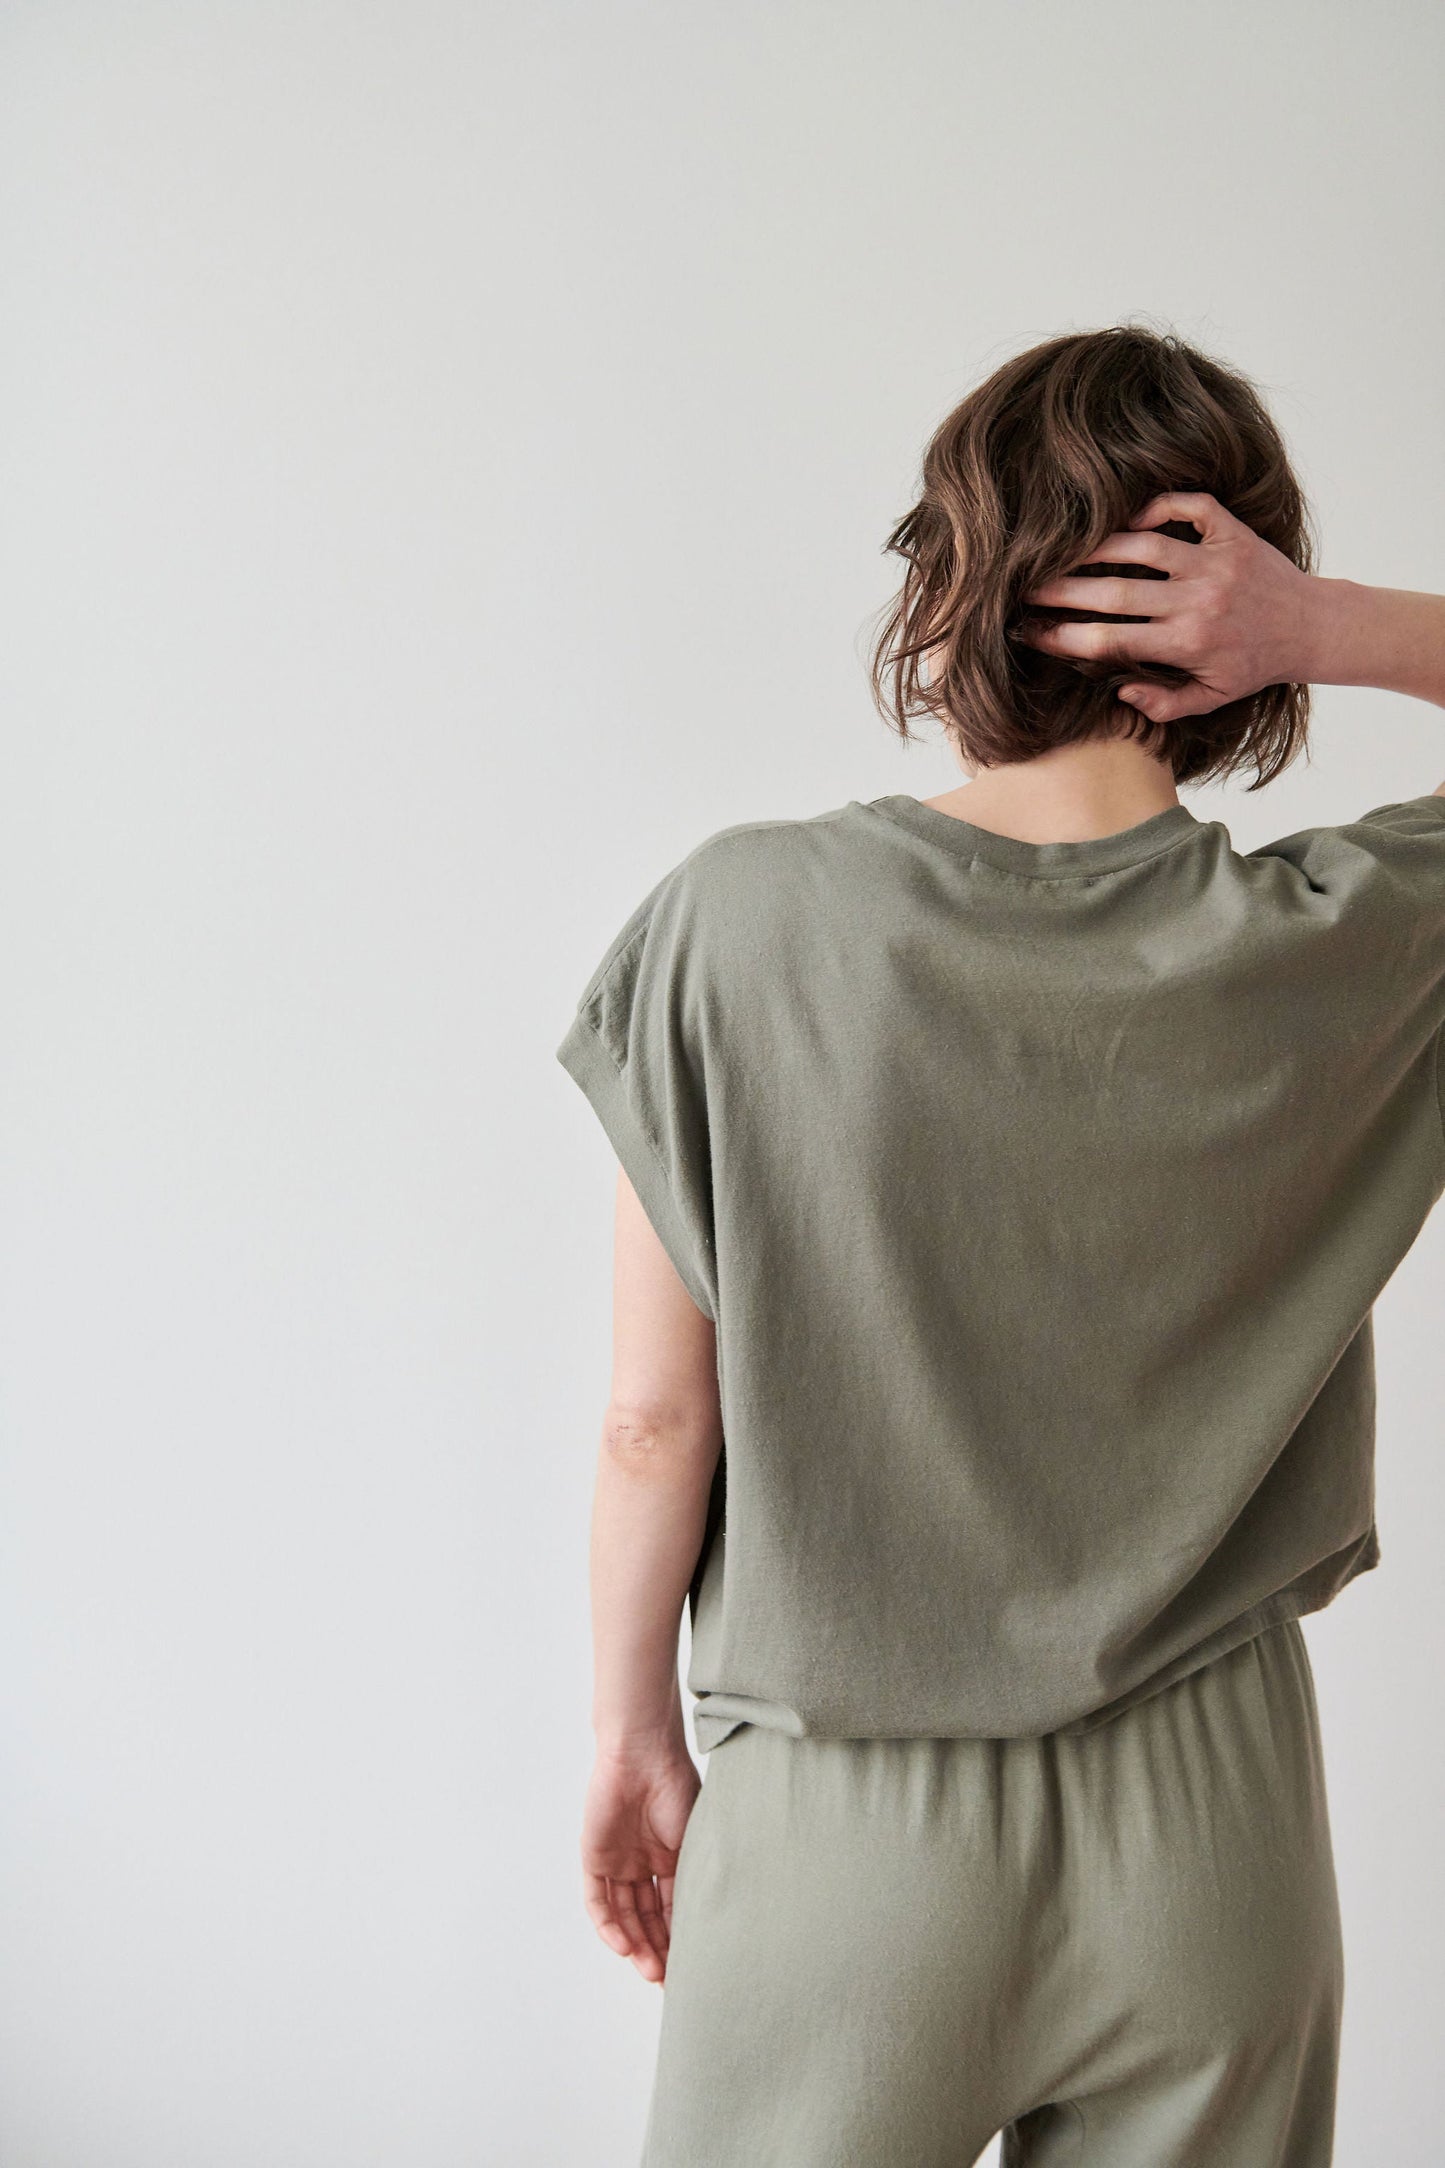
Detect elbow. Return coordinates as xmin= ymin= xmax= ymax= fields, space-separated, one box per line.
xmin=599 ymin=1400 xmax=718 ymax=1478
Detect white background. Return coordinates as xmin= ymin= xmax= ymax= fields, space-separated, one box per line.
xmin=3 ymin=4 xmax=1444 ymax=2163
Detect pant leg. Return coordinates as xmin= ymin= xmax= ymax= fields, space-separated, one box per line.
xmin=1002 ymin=1616 xmax=1344 ymax=2168
xmin=640 ymin=1616 xmax=1343 ymax=2168
xmin=638 ymin=1723 xmax=1029 ymax=2167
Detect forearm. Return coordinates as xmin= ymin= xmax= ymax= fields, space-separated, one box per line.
xmin=589 ymin=1411 xmax=721 ymax=1750
xmin=1302 ymin=577 xmax=1445 ymax=708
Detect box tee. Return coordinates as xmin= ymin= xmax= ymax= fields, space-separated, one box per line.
xmin=556 ymin=791 xmax=1445 ymax=1751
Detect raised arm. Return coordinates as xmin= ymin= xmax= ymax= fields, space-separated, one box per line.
xmin=580 ymin=1167 xmax=723 ymax=1985
xmin=1020 ymin=489 xmax=1445 ymax=730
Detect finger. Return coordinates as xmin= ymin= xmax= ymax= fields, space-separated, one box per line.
xmin=1070 ymin=529 xmax=1197 ymax=575
xmin=583 ymin=1871 xmax=634 ymax=1958
xmin=609 ymin=1878 xmax=663 ymax=1980
xmin=1128 ymin=490 xmax=1228 ymax=536
xmin=1022 ymin=575 xmax=1178 ymax=616
xmin=632 ymin=1878 xmax=671 ymax=1969
xmin=1019 ymin=619 xmax=1173 ymax=665
xmin=615 ymin=1881 xmax=671 ymax=1985
xmin=1117 ymin=680 xmax=1222 ymax=722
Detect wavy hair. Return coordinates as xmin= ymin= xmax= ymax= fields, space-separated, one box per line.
xmin=869 ymin=325 xmax=1317 ymax=789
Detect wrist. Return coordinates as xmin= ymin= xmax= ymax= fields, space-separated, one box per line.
xmin=1288 ymin=572 xmax=1364 ymax=687
xmin=591 ymin=1699 xmax=688 ymax=1759
xmin=592 ymin=1721 xmax=690 ymax=1765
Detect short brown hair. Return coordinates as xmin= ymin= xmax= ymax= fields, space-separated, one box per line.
xmin=869 ymin=325 xmax=1316 ymax=789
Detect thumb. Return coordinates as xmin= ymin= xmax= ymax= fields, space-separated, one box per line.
xmin=1118 ymin=683 xmax=1178 ymax=721
xmin=1119 ymin=682 xmax=1207 ymax=724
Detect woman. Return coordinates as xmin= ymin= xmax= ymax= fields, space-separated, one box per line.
xmin=556 ymin=325 xmax=1445 ymax=2165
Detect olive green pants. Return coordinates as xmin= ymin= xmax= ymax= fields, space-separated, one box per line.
xmin=641 ymin=1618 xmax=1343 ymax=2166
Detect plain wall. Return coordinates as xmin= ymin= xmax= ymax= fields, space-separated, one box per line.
xmin=3 ymin=4 xmax=1444 ymax=2162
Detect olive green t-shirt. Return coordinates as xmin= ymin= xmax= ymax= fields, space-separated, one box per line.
xmin=556 ymin=791 xmax=1445 ymax=1752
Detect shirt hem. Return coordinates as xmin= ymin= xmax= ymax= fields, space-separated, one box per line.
xmin=688 ymin=1526 xmax=1381 ymax=1751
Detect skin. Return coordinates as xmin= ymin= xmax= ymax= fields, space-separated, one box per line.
xmin=582 ymin=1171 xmax=722 ymax=1985
xmin=994 ymin=489 xmax=1445 ymax=828
xmin=580 ymin=486 xmax=1445 ymax=1986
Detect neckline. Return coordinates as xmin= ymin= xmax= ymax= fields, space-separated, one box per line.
xmin=862 ymin=794 xmax=1205 ymax=877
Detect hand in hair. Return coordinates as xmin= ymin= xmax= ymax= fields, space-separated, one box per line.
xmin=1019 ymin=491 xmax=1315 ymax=724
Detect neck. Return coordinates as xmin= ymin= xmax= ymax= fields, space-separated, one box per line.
xmin=923 ymin=736 xmax=1181 ymax=845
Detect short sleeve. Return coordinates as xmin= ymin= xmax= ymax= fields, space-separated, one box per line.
xmin=556 ymin=870 xmax=718 ymax=1320
xmin=1355 ymin=791 xmax=1445 ymax=853
xmin=1353 ymin=794 xmax=1445 ymax=1143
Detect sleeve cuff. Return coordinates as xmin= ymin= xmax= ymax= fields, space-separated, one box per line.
xmin=556 ymin=1014 xmax=716 ymax=1322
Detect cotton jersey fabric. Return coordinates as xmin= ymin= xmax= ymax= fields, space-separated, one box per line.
xmin=556 ymin=790 xmax=1445 ymax=1753
xmin=640 ymin=1616 xmax=1342 ymax=2168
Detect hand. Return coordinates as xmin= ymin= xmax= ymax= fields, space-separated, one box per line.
xmin=582 ymin=1735 xmax=701 ymax=1985
xmin=1018 ymin=490 xmax=1320 ymax=723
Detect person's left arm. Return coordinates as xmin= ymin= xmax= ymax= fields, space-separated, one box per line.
xmin=580 ymin=1166 xmax=723 ymax=1986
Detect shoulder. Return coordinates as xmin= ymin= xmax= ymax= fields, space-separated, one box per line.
xmin=675 ymin=802 xmax=859 ymax=883
xmin=571 ymin=804 xmax=857 ymax=1010
xmin=640 ymin=802 xmax=861 ymax=927
xmin=1249 ymin=792 xmax=1445 ymax=895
